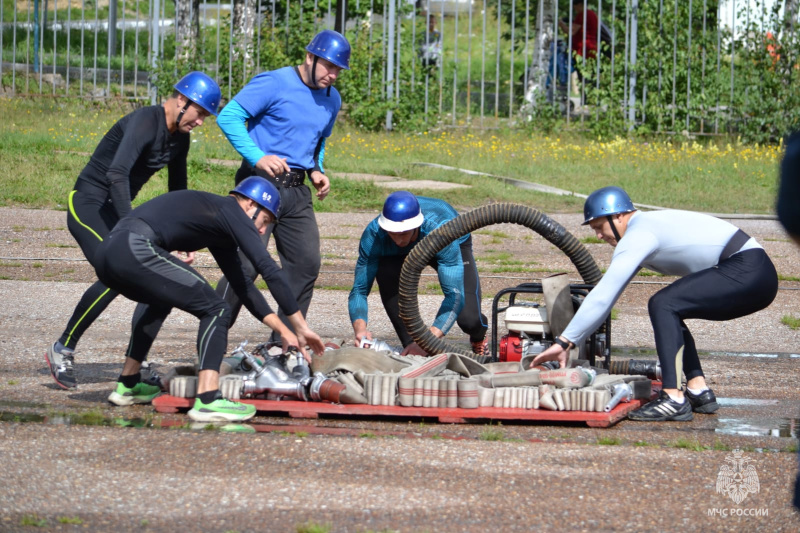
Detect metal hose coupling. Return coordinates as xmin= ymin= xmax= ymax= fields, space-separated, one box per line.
xmin=309 ymin=372 xmax=346 ymax=403
xmin=604 ymin=382 xmax=633 ymax=412
xmin=239 ymin=350 xmax=308 ymax=401
xmin=607 ymin=359 xmax=662 ymax=381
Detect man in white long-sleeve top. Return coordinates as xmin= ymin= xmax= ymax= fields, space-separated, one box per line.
xmin=532 ymin=186 xmax=778 ymax=422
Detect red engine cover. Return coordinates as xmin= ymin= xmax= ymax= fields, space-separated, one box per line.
xmin=499 ymin=332 xmax=523 ymax=362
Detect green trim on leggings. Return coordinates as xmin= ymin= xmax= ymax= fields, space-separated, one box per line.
xmin=64 ymin=288 xmax=112 ymax=347
xmin=198 ymin=310 xmax=224 ymax=368
xmin=68 ymin=190 xmax=104 ymax=242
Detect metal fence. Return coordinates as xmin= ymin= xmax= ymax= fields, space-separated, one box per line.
xmin=1 ymin=0 xmax=799 ymax=138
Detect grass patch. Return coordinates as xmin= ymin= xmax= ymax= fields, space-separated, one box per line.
xmin=637 ymin=269 xmax=665 ymax=277
xmin=359 ymin=432 xmax=377 ymax=438
xmin=0 ymin=262 xmax=22 ymax=267
xmin=580 ymin=236 xmax=604 ymax=244
xmin=669 ymin=438 xmax=708 ymax=451
xmin=479 ymin=424 xmax=505 ymax=441
xmin=633 ymin=440 xmax=652 ymax=447
xmin=713 ymin=441 xmax=733 ymax=451
xmin=296 ymin=521 xmax=332 ymax=533
xmin=45 ymin=243 xmax=77 ymax=248
xmin=477 ymin=251 xmax=513 ymax=262
xmin=12 ymin=225 xmax=25 ymax=231
xmin=20 ymin=515 xmax=48 ymax=527
xmin=321 ymin=235 xmax=350 ymax=240
xmin=785 ymin=442 xmax=798 ymax=453
xmin=475 ymin=230 xmax=510 ymax=239
xmin=610 ymin=308 xmax=619 ymax=320
xmin=57 ymin=517 xmax=83 ymax=525
xmin=781 ymin=315 xmax=800 ymax=330
xmin=778 ymin=273 xmax=800 ymax=282
xmin=71 ymin=409 xmax=107 ymax=425
xmin=32 ymin=262 xmax=43 ymax=268
xmin=425 ymin=282 xmax=442 ymax=293
xmin=8 ymin=380 xmax=19 ymax=385
xmin=596 ymin=436 xmax=622 ymax=446
xmin=0 ymin=100 xmax=784 ymax=217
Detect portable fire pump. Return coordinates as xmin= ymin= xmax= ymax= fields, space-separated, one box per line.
xmin=489 ymin=282 xmax=611 ymax=367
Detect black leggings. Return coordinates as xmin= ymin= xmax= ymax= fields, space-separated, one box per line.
xmin=376 ymin=237 xmax=488 ymax=347
xmin=648 ymin=249 xmax=778 ymax=390
xmin=59 ymin=183 xmax=121 ymax=350
xmin=95 ymin=230 xmax=232 ymax=371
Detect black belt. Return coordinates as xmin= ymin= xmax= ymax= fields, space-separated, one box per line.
xmin=239 ymin=161 xmax=308 ymax=188
xmin=271 ymin=169 xmax=307 ymax=188
xmin=719 ymin=228 xmax=750 ymax=263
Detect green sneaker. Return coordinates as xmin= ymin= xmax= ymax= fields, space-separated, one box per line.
xmin=187 ymin=397 xmax=256 ymax=422
xmin=107 ymin=381 xmax=162 ymax=406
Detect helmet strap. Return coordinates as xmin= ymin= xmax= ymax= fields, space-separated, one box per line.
xmin=607 ymin=215 xmax=622 ymax=241
xmin=252 ymin=206 xmax=262 ymax=221
xmin=311 ymin=56 xmax=319 ymax=88
xmin=176 ymin=100 xmax=192 ymax=131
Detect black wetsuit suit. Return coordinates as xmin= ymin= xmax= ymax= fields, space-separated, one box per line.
xmin=59 ymin=105 xmax=190 ymax=351
xmin=94 ymin=190 xmax=297 ymax=373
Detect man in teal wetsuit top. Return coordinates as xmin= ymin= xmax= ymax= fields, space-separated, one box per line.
xmin=348 ymin=191 xmax=488 ymax=356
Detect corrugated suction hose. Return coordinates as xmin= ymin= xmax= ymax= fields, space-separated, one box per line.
xmin=399 ymin=203 xmax=602 ymax=361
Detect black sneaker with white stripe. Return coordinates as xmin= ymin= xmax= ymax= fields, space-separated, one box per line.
xmin=627 ymin=390 xmax=693 ymax=422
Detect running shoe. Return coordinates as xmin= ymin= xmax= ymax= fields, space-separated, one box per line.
xmin=187 ymin=397 xmax=256 ymax=422
xmin=44 ymin=342 xmax=77 ymax=390
xmin=107 ymin=381 xmax=162 ymax=406
xmin=685 ymin=388 xmax=720 ymax=414
xmin=627 ymin=390 xmax=693 ymax=422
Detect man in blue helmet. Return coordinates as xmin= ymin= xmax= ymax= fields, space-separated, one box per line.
xmin=349 ymin=191 xmax=488 ymax=356
xmin=214 ymin=29 xmax=350 ymax=343
xmin=92 ymin=177 xmax=325 ymax=422
xmin=45 ymin=71 xmax=223 ymax=390
xmin=532 ymin=186 xmax=778 ymax=422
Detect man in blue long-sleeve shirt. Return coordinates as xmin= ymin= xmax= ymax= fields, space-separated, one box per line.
xmin=349 ymin=191 xmax=488 ymax=356
xmin=214 ymin=30 xmax=350 ymax=342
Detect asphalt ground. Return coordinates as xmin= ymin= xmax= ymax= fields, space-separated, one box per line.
xmin=0 ymin=207 xmax=799 ymax=532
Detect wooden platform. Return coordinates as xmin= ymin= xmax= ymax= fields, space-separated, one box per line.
xmin=153 ymin=392 xmax=655 ymax=428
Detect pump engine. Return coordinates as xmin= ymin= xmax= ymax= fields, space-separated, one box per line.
xmin=498 ymin=304 xmax=554 ymax=362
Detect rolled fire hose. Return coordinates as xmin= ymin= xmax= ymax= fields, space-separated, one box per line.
xmin=398 ymin=203 xmax=602 ymax=361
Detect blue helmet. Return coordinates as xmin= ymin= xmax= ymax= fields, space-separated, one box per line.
xmin=378 ymin=191 xmax=424 ymax=232
xmin=582 ymin=186 xmax=636 ymax=225
xmin=231 ymin=176 xmax=281 ymax=219
xmin=306 ymin=30 xmax=351 ymax=70
xmin=174 ymin=71 xmax=222 ymax=116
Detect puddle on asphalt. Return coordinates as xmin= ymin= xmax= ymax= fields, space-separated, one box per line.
xmin=711 ymin=398 xmax=798 ymax=438
xmin=715 ymin=417 xmax=799 ymax=438
xmin=717 ymin=398 xmax=780 ymax=407
xmin=707 ymin=351 xmax=779 ymax=358
xmin=0 ymin=410 xmax=264 ymax=433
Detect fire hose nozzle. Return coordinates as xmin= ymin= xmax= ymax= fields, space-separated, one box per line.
xmin=604 ymin=382 xmax=633 ymax=412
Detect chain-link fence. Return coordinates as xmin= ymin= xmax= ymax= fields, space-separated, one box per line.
xmin=2 ymin=0 xmax=799 ymax=140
